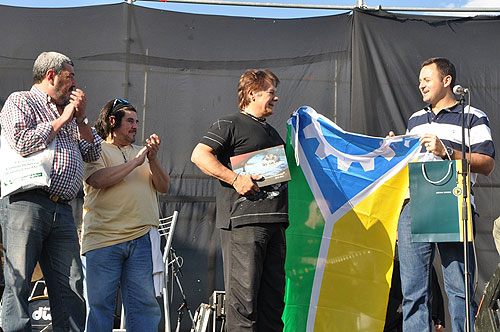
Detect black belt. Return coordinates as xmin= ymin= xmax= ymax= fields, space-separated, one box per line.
xmin=34 ymin=189 xmax=72 ymax=205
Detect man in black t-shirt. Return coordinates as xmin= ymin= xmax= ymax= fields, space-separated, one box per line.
xmin=192 ymin=69 xmax=288 ymax=332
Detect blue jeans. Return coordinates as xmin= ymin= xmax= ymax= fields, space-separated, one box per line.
xmin=84 ymin=233 xmax=161 ymax=332
xmin=398 ymin=203 xmax=477 ymax=332
xmin=0 ymin=197 xmax=7 ymax=290
xmin=1 ymin=190 xmax=85 ymax=332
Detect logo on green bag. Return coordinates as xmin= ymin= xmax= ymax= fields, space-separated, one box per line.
xmin=453 ymin=187 xmax=462 ymax=197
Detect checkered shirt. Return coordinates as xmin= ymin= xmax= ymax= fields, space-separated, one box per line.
xmin=0 ymin=86 xmax=102 ymax=200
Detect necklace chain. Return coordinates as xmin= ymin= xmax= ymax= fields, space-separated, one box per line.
xmin=117 ymin=146 xmax=127 ymax=163
xmin=240 ymin=111 xmax=266 ymax=124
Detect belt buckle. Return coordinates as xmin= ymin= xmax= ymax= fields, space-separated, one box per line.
xmin=48 ymin=194 xmax=60 ymax=204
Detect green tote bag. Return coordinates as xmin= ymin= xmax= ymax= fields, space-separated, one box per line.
xmin=408 ymin=160 xmax=472 ymax=242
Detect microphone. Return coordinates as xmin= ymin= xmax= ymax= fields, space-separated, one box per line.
xmin=453 ymin=85 xmax=469 ymax=95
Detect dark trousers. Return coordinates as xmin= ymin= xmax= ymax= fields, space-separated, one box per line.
xmin=221 ymin=223 xmax=286 ymax=332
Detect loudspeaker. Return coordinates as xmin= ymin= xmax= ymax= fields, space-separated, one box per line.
xmin=475 ymin=263 xmax=500 ymax=332
xmin=29 ymin=296 xmax=52 ymax=331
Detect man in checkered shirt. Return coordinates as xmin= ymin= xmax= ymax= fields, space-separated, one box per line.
xmin=0 ymin=51 xmax=102 ymax=332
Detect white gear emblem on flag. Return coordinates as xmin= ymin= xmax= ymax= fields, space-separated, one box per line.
xmin=302 ymin=117 xmax=396 ymax=172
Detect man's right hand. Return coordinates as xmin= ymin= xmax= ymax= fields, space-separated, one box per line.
xmin=86 ymin=146 xmax=149 ymax=190
xmin=59 ymin=89 xmax=87 ymax=126
xmin=233 ymin=173 xmax=262 ymax=196
xmin=59 ymin=102 xmax=76 ymax=125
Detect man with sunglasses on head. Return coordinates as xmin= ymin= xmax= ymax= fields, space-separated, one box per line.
xmin=81 ymin=99 xmax=170 ymax=332
xmin=0 ymin=51 xmax=102 ymax=332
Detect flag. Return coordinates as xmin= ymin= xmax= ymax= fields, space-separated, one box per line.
xmin=283 ymin=106 xmax=421 ymax=332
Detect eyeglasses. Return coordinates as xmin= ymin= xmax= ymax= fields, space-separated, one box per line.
xmin=111 ymin=98 xmax=131 ymax=112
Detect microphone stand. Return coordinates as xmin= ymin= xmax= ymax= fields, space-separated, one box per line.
xmin=169 ymin=248 xmax=196 ymax=332
xmin=459 ymin=93 xmax=472 ymax=332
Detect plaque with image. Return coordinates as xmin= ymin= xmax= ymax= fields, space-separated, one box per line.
xmin=230 ymin=145 xmax=291 ymax=187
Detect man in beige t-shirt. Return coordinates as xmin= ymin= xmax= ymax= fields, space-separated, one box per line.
xmin=82 ymin=99 xmax=170 ymax=332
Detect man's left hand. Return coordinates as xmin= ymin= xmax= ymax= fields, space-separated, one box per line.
xmin=71 ymin=88 xmax=87 ymax=123
xmin=420 ymin=134 xmax=446 ymax=158
xmin=146 ymin=134 xmax=161 ymax=160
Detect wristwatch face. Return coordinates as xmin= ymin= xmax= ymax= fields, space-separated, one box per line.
xmin=446 ymin=146 xmax=454 ymax=157
xmin=78 ymin=117 xmax=88 ymax=126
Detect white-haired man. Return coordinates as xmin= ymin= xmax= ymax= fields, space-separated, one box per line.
xmin=0 ymin=51 xmax=102 ymax=331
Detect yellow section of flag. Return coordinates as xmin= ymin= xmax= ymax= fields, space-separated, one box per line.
xmin=314 ymin=167 xmax=409 ymax=332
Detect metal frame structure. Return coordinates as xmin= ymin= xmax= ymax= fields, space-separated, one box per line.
xmin=126 ymin=0 xmax=500 ymax=13
xmin=159 ymin=211 xmax=180 ymax=332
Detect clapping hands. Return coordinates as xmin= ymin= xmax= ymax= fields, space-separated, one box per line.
xmin=146 ymin=134 xmax=161 ymax=161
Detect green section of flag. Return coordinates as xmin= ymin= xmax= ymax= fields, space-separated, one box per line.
xmin=283 ymin=126 xmax=326 ymax=332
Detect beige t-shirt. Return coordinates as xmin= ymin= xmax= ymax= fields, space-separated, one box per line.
xmin=81 ymin=142 xmax=159 ymax=254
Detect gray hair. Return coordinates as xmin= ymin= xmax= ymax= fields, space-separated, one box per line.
xmin=33 ymin=51 xmax=74 ymax=84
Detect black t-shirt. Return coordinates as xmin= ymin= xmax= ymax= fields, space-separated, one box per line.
xmin=200 ymin=112 xmax=289 ymax=229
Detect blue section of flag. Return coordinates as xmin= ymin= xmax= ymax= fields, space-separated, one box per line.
xmin=290 ymin=106 xmax=421 ymax=215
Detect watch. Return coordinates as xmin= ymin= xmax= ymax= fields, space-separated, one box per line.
xmin=445 ymin=146 xmax=454 ymax=159
xmin=76 ymin=117 xmax=88 ymax=126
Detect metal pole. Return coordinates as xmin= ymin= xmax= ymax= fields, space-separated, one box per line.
xmin=123 ymin=3 xmax=133 ymax=100
xmin=130 ymin=0 xmax=353 ymax=10
xmin=129 ymin=0 xmax=500 ymax=13
xmin=142 ymin=48 xmax=149 ymax=143
xmin=333 ymin=58 xmax=338 ymax=123
xmin=459 ymin=94 xmax=471 ymax=332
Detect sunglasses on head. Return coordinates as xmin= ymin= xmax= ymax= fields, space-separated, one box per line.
xmin=111 ymin=98 xmax=131 ymax=112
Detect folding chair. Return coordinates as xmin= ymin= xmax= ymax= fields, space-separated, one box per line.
xmin=158 ymin=210 xmax=179 ymax=332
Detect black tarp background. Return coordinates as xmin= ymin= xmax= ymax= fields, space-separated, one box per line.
xmin=0 ymin=4 xmax=498 ymax=331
